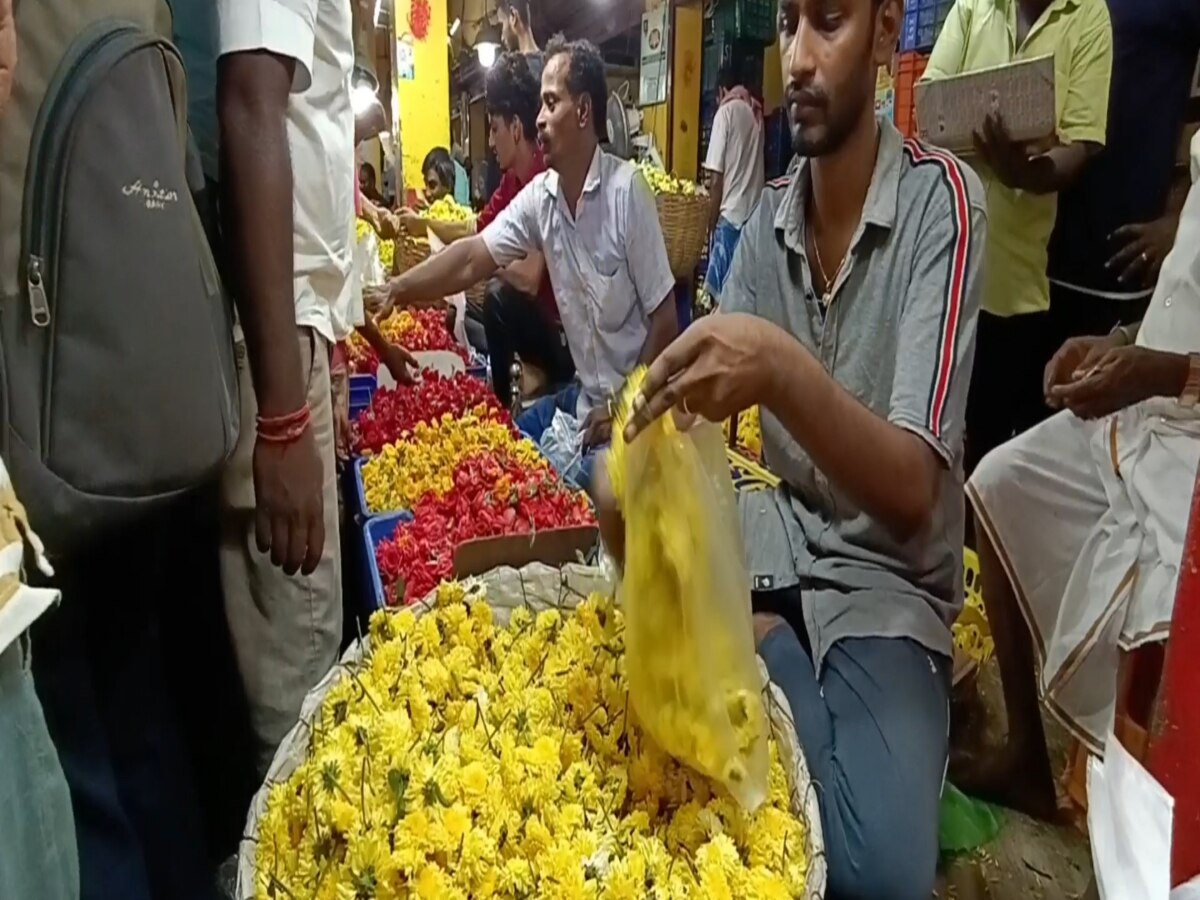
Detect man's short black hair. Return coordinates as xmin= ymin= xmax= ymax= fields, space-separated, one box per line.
xmin=421 ymin=147 xmax=456 ymax=191
xmin=717 ymin=65 xmax=740 ymax=92
xmin=544 ymin=34 xmax=608 ymax=141
xmin=496 ymin=0 xmax=531 ymax=24
xmin=485 ymin=52 xmax=540 ymax=141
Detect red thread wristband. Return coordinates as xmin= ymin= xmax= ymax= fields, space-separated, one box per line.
xmin=257 ymin=405 xmax=312 ymax=444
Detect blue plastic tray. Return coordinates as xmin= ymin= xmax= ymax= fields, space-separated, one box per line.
xmin=362 ymin=511 xmax=414 ymax=613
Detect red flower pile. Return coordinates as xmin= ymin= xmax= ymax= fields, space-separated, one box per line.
xmin=375 ymin=453 xmax=595 ymax=605
xmin=353 ymin=372 xmax=509 ymax=455
xmin=348 ymin=308 xmax=468 ymax=376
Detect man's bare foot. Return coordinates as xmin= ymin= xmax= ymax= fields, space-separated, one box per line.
xmin=949 ymin=744 xmax=1062 ymax=822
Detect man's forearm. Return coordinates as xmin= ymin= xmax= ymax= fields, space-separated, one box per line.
xmin=356 ymin=318 xmax=391 ymax=356
xmin=219 ymin=55 xmax=305 ymax=417
xmin=762 ymin=331 xmax=940 ymax=539
xmin=704 ymin=170 xmax=723 ymax=233
xmin=1022 ymin=142 xmax=1092 ymax=195
xmin=639 ymin=295 xmax=679 ymax=366
xmin=391 ymin=236 xmax=498 ymax=306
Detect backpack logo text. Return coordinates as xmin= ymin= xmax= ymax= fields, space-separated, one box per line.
xmin=122 ymin=179 xmax=179 ymax=210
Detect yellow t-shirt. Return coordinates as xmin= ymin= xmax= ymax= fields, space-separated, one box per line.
xmin=923 ymin=0 xmax=1113 ymax=317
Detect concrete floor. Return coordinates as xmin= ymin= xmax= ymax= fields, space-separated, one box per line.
xmin=935 ymin=661 xmax=1094 ymax=900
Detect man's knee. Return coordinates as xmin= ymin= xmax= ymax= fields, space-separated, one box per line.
xmin=824 ymin=799 xmax=939 ymax=900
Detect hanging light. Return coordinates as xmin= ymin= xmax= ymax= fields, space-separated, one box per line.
xmin=474 ymin=21 xmax=502 ymax=69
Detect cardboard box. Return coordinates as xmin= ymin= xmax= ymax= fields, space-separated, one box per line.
xmin=915 ymin=54 xmax=1056 ymax=155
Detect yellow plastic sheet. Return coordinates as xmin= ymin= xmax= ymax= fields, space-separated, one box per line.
xmin=608 ymin=367 xmax=769 ymax=811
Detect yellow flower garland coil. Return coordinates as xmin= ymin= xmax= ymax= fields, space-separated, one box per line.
xmin=608 ymin=366 xmax=770 ymax=812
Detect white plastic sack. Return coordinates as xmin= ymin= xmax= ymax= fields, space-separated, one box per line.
xmin=1089 ymin=730 xmax=1174 ymax=900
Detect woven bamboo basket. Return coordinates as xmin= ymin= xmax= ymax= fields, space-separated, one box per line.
xmin=656 ymin=190 xmax=711 ymax=279
xmin=396 ymin=232 xmax=430 ymax=274
xmin=236 ymin=562 xmax=826 ymax=900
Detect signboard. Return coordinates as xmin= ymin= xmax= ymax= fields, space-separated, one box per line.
xmin=396 ymin=35 xmax=415 ymax=81
xmin=639 ymin=4 xmax=670 ymax=107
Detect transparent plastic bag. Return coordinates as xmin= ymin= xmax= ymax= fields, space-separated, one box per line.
xmin=608 ymin=367 xmax=769 ymax=810
xmin=540 ymin=408 xmax=584 ymax=473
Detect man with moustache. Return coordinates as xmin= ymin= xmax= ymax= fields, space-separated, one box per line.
xmin=601 ymin=0 xmax=987 ymax=895
xmin=370 ymin=36 xmax=678 ymax=494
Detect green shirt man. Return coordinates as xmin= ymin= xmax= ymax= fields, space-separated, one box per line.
xmin=923 ymin=0 xmax=1114 ymax=318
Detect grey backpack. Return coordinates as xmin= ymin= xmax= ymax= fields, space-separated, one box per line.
xmin=0 ymin=0 xmax=238 ymax=555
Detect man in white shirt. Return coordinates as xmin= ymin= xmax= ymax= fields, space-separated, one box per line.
xmin=217 ymin=0 xmax=353 ymax=775
xmin=370 ymin=36 xmax=679 ymax=493
xmin=957 ymin=132 xmax=1200 ymax=820
xmin=702 ymin=67 xmax=764 ymax=304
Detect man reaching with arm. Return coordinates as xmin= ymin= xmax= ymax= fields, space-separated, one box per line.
xmin=369 ymin=36 xmax=678 ymax=493
xmin=217 ymin=0 xmax=352 ymax=775
xmin=599 ymin=0 xmax=986 ymax=895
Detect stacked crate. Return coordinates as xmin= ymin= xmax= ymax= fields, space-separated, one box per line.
xmin=893 ymin=51 xmax=929 ymax=139
xmin=900 ymin=0 xmax=955 ymax=53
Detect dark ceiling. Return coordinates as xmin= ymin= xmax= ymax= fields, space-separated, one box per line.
xmin=533 ymin=0 xmax=646 ymax=47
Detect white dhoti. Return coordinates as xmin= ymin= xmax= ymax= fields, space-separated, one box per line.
xmin=968 ymin=404 xmax=1200 ymax=752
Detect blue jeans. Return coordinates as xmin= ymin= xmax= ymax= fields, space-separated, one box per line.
xmin=757 ymin=598 xmax=950 ymax=900
xmin=703 ymin=216 xmax=743 ymax=301
xmin=0 ymin=639 xmax=78 ymax=900
xmin=517 ymin=382 xmax=603 ymax=495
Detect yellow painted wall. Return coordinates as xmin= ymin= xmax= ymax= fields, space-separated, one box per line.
xmin=394 ymin=0 xmax=450 ymax=192
xmin=763 ymin=38 xmax=784 ymax=114
xmin=671 ymin=2 xmax=702 ymax=181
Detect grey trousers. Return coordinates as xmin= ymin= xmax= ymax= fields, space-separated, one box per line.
xmin=220 ymin=329 xmax=342 ymax=777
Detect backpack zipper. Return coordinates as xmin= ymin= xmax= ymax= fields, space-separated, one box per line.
xmin=21 ymin=21 xmax=167 ymax=328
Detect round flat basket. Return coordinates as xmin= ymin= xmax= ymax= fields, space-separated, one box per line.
xmin=656 ymin=191 xmax=711 ymax=280
xmin=236 ymin=562 xmax=826 ymax=899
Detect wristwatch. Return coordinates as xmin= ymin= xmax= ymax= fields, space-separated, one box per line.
xmin=1181 ymin=353 xmax=1200 ymax=408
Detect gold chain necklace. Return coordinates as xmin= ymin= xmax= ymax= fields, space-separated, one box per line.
xmin=809 ymin=221 xmax=850 ymax=305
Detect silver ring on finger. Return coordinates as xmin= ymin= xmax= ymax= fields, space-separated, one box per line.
xmin=681 ymin=397 xmax=693 ymax=416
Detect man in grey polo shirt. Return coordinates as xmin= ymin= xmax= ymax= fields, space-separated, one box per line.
xmin=615 ymin=0 xmax=987 ymax=896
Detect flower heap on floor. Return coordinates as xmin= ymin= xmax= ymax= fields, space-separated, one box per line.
xmin=357 ymin=218 xmax=395 ymax=274
xmin=356 ymin=372 xmax=593 ymax=606
xmin=348 ymin=309 xmax=467 ymax=376
xmin=255 ymin=582 xmax=809 ymax=900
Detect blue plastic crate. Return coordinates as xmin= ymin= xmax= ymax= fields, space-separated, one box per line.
xmin=349 ymin=387 xmax=372 ymax=421
xmin=349 ymin=373 xmax=377 ymax=394
xmin=900 ymin=8 xmax=919 ymax=50
xmin=362 ymin=511 xmax=414 ymax=612
xmin=351 ymin=456 xmax=376 ymax=521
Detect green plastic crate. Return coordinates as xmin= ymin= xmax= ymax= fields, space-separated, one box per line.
xmin=713 ymin=0 xmax=776 ymax=46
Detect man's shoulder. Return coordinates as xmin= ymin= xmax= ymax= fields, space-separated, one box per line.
xmin=897 ymin=139 xmax=986 ymax=217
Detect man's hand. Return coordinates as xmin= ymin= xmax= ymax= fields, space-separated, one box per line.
xmin=1044 ymin=332 xmax=1123 ymax=405
xmin=253 ymin=430 xmax=325 ymax=576
xmin=398 ymin=208 xmax=426 ymax=236
xmin=623 ymin=313 xmax=782 ymax=441
xmin=0 ymin=0 xmax=15 ymax=116
xmin=972 ymin=114 xmax=1049 ymax=192
xmin=1107 ymin=216 xmax=1177 ymax=287
xmin=382 ymin=344 xmax=418 ymax=386
xmin=580 ymin=406 xmax=613 ymax=451
xmin=1049 ymin=346 xmax=1189 ymax=420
